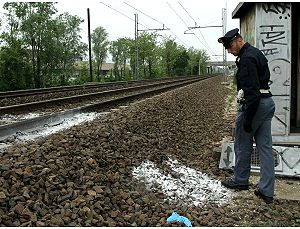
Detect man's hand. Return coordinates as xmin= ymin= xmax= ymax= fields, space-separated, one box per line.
xmin=243 ymin=119 xmax=252 ymax=133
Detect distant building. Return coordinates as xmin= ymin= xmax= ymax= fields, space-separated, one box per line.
xmin=74 ymin=61 xmax=131 ymax=76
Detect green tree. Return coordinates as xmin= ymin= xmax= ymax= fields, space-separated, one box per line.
xmin=187 ymin=48 xmax=209 ymax=75
xmin=109 ymin=40 xmax=121 ymax=81
xmin=187 ymin=48 xmax=198 ymax=75
xmin=1 ymin=2 xmax=87 ymax=89
xmin=198 ymin=50 xmax=209 ymax=74
xmin=174 ymin=49 xmax=189 ymax=76
xmin=160 ymin=36 xmax=179 ymax=77
xmin=3 ymin=2 xmax=58 ymax=88
xmin=91 ymin=26 xmax=109 ymax=81
xmin=0 ymin=4 xmax=32 ymax=90
xmin=161 ymin=37 xmax=190 ymax=76
xmin=0 ymin=42 xmax=31 ymax=91
xmin=54 ymin=12 xmax=87 ymax=85
xmin=138 ymin=32 xmax=158 ymax=78
xmin=109 ymin=38 xmax=131 ymax=81
xmin=118 ymin=38 xmax=132 ymax=80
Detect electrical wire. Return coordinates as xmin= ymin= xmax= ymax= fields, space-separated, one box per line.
xmin=99 ymin=2 xmax=150 ymax=30
xmin=123 ymin=1 xmax=188 ymax=48
xmin=167 ymin=1 xmax=213 ymax=56
xmin=178 ymin=2 xmax=198 ymax=26
xmin=124 ymin=1 xmax=167 ymax=28
xmin=202 ymin=18 xmax=222 ymax=27
xmin=100 ymin=2 xmax=133 ymax=22
xmin=168 ymin=30 xmax=188 ymax=47
xmin=178 ymin=1 xmax=220 ymax=61
xmin=168 ymin=0 xmax=215 ymax=56
xmin=100 ymin=1 xmax=213 ymax=54
xmin=166 ymin=2 xmax=189 ymax=28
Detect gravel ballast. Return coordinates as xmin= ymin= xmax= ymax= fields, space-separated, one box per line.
xmin=0 ymin=75 xmax=299 ymax=227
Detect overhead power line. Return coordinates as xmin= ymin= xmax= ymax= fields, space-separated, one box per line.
xmin=202 ymin=18 xmax=222 ymax=27
xmin=167 ymin=1 xmax=215 ymax=58
xmin=100 ymin=1 xmax=192 ymax=50
xmin=169 ymin=30 xmax=188 ymax=47
xmin=167 ymin=3 xmax=208 ymax=50
xmin=122 ymin=2 xmax=189 ymax=47
xmin=166 ymin=2 xmax=189 ymax=28
xmin=99 ymin=2 xmax=133 ymax=22
xmin=124 ymin=1 xmax=167 ymax=28
xmin=178 ymin=1 xmax=220 ymax=61
xmin=167 ymin=1 xmax=200 ymax=47
xmin=178 ymin=2 xmax=198 ymax=27
xmin=123 ymin=2 xmax=170 ymax=32
xmin=99 ymin=2 xmax=150 ymax=30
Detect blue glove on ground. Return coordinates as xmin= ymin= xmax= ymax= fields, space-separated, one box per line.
xmin=167 ymin=212 xmax=192 ymax=227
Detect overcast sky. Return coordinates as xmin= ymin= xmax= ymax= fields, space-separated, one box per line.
xmin=55 ymin=0 xmax=241 ymax=62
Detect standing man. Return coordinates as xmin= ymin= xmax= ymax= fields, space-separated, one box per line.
xmin=218 ymin=28 xmax=275 ymax=204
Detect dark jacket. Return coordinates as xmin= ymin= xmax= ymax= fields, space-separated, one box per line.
xmin=235 ymin=42 xmax=271 ymax=123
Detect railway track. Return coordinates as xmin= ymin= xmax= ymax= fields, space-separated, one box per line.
xmin=0 ymin=76 xmax=199 ymax=103
xmin=0 ymin=75 xmax=214 ymax=148
xmin=0 ymin=76 xmax=210 ymax=115
xmin=0 ymin=77 xmax=168 ymax=99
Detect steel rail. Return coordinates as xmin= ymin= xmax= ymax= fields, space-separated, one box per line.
xmin=0 ymin=77 xmax=204 ymax=115
xmin=0 ymin=76 xmax=212 ymax=140
xmin=0 ymin=76 xmax=201 ymax=99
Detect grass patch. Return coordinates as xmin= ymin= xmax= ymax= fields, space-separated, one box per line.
xmin=225 ymin=76 xmax=237 ymax=114
xmin=292 ymin=213 xmax=300 ymax=226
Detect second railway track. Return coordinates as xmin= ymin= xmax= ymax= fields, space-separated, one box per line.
xmin=0 ymin=75 xmax=214 ymax=146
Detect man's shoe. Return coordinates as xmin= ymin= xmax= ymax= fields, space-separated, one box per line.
xmin=254 ymin=189 xmax=273 ymax=204
xmin=221 ymin=178 xmax=249 ymax=190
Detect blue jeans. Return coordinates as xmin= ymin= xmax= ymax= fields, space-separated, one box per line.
xmin=234 ymin=97 xmax=275 ymax=197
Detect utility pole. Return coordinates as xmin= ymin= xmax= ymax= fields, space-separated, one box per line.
xmin=183 ymin=6 xmax=227 ymax=77
xmin=134 ymin=13 xmax=139 ymax=80
xmin=87 ymin=8 xmax=93 ymax=82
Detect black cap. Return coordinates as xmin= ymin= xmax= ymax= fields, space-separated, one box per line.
xmin=218 ymin=28 xmax=240 ymax=49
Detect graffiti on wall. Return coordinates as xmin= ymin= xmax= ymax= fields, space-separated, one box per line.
xmin=259 ymin=3 xmax=290 ymax=58
xmin=262 ymin=3 xmax=290 ymax=20
xmin=257 ymin=3 xmax=291 ymax=136
xmin=260 ymin=25 xmax=287 ymax=56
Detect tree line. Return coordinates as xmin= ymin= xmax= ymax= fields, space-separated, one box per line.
xmin=0 ymin=2 xmax=210 ymax=91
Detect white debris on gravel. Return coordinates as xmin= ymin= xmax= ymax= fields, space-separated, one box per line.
xmin=21 ymin=112 xmax=102 ymax=140
xmin=20 ymin=112 xmax=44 ymax=120
xmin=132 ymin=157 xmax=234 ymax=207
xmin=0 ymin=112 xmax=106 ymax=150
xmin=0 ymin=112 xmax=44 ymax=122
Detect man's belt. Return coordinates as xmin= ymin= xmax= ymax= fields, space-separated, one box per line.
xmin=260 ymin=89 xmax=269 ymax=94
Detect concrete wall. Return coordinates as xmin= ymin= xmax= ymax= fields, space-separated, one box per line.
xmin=255 ymin=3 xmax=293 ymax=142
xmin=240 ymin=4 xmax=256 ymax=46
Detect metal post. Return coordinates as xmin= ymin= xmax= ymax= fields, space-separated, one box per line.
xmin=222 ymin=7 xmax=227 ymax=82
xmin=87 ymin=8 xmax=93 ymax=82
xmin=134 ymin=14 xmax=139 ymax=80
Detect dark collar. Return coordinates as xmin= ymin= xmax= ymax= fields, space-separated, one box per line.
xmin=236 ymin=42 xmax=250 ymax=64
xmin=238 ymin=42 xmax=250 ymax=58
